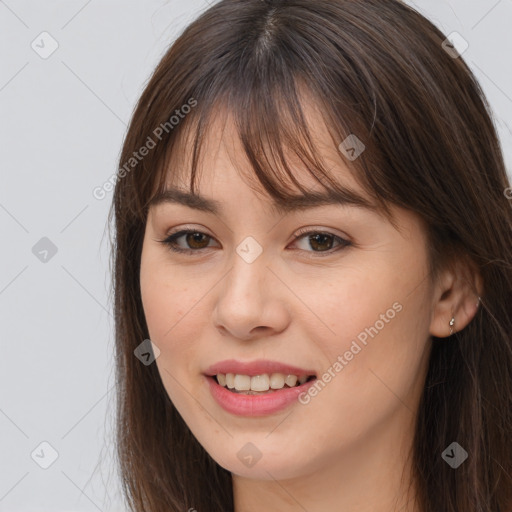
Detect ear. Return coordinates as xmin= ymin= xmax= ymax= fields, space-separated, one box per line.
xmin=429 ymin=255 xmax=483 ymax=338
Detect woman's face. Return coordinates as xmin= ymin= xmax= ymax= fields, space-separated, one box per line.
xmin=139 ymin=109 xmax=436 ymax=482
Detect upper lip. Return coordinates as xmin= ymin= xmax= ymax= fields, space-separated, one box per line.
xmin=204 ymin=359 xmax=317 ymax=377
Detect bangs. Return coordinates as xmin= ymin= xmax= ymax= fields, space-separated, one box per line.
xmin=127 ymin=0 xmax=428 ymax=229
xmin=147 ymin=75 xmax=394 ymax=224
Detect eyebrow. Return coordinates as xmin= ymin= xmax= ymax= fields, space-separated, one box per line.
xmin=147 ymin=186 xmax=377 ymax=216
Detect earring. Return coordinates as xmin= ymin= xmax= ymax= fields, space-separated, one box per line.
xmin=449 ymin=316 xmax=455 ymax=336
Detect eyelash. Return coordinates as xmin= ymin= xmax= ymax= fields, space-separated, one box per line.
xmin=157 ymin=227 xmax=352 ymax=258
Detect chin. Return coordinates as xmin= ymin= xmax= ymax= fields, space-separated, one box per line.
xmin=202 ymin=436 xmax=318 ymax=481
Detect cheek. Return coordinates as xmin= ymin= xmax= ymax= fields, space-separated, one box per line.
xmin=139 ymin=260 xmax=202 ymax=408
xmin=139 ymin=248 xmax=218 ymax=390
xmin=289 ymin=259 xmax=414 ymax=345
xmin=140 ymin=272 xmax=206 ymax=354
xmin=140 ymin=264 xmax=177 ymax=342
xmin=293 ymin=251 xmax=432 ymax=397
xmin=140 ymin=246 xmax=195 ymax=352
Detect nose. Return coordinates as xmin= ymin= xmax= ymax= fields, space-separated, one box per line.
xmin=212 ymin=251 xmax=290 ymax=341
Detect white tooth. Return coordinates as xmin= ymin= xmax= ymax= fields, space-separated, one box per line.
xmin=270 ymin=373 xmax=285 ymax=389
xmin=221 ymin=373 xmax=305 ymax=391
xmin=226 ymin=373 xmax=235 ymax=389
xmin=285 ymin=374 xmax=298 ymax=387
xmin=234 ymin=374 xmax=251 ymax=391
xmin=251 ymin=374 xmax=270 ymax=392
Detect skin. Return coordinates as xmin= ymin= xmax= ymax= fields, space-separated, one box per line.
xmin=139 ymin=103 xmax=481 ymax=512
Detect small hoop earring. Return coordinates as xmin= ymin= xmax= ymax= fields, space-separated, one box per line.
xmin=449 ymin=316 xmax=455 ymax=336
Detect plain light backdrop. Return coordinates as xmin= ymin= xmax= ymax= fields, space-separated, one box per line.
xmin=1 ymin=1 xmax=511 ymax=510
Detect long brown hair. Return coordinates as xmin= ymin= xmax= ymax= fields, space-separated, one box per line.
xmin=109 ymin=0 xmax=512 ymax=510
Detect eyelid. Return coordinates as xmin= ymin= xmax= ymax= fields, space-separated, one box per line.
xmin=158 ymin=225 xmax=352 ymax=257
xmin=292 ymin=225 xmax=351 ymax=242
xmin=163 ymin=224 xmax=350 ymax=242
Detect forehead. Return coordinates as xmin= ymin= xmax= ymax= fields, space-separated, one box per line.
xmin=150 ymin=103 xmax=379 ymax=216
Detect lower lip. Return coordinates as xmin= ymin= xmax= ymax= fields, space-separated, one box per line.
xmin=204 ymin=375 xmax=317 ymax=416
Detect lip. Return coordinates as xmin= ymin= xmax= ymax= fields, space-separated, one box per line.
xmin=204 ymin=375 xmax=317 ymax=416
xmin=203 ymin=359 xmax=317 ymax=378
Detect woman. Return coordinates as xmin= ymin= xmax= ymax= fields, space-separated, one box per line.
xmin=109 ymin=0 xmax=512 ymax=510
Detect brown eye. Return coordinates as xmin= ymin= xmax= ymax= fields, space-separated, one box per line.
xmin=158 ymin=228 xmax=351 ymax=257
xmin=159 ymin=230 xmax=217 ymax=254
xmin=185 ymin=232 xmax=211 ymax=249
xmin=308 ymin=233 xmax=335 ymax=252
xmin=292 ymin=230 xmax=351 ymax=256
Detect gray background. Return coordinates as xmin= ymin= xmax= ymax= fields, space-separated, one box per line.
xmin=1 ymin=1 xmax=511 ymax=510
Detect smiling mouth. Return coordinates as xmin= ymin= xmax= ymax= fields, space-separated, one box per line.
xmin=213 ymin=373 xmax=317 ymax=395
